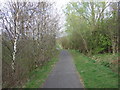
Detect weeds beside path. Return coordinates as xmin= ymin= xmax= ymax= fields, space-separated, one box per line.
xmin=70 ymin=50 xmax=118 ymax=88
xmin=23 ymin=56 xmax=58 ymax=88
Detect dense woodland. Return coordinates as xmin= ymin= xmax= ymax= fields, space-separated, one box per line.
xmin=60 ymin=2 xmax=119 ymax=55
xmin=1 ymin=1 xmax=59 ymax=88
xmin=59 ymin=2 xmax=119 ymax=73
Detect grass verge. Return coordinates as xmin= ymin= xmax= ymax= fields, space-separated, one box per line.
xmin=89 ymin=53 xmax=119 ymax=73
xmin=70 ymin=50 xmax=118 ymax=88
xmin=23 ymin=55 xmax=58 ymax=88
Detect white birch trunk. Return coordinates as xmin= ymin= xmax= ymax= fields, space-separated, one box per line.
xmin=12 ymin=35 xmax=18 ymax=72
xmin=12 ymin=11 xmax=19 ymax=72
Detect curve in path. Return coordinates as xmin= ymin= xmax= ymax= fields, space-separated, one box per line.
xmin=43 ymin=50 xmax=84 ymax=88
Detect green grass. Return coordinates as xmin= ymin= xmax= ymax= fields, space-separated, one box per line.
xmin=23 ymin=57 xmax=58 ymax=88
xmin=90 ymin=53 xmax=119 ymax=64
xmin=70 ymin=50 xmax=118 ymax=88
xmin=89 ymin=53 xmax=119 ymax=73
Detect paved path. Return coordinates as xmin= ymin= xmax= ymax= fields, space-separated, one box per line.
xmin=43 ymin=50 xmax=84 ymax=88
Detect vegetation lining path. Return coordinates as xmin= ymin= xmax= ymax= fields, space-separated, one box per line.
xmin=23 ymin=57 xmax=58 ymax=88
xmin=70 ymin=50 xmax=118 ymax=88
xmin=43 ymin=50 xmax=83 ymax=88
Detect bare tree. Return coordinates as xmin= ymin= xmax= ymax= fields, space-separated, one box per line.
xmin=1 ymin=1 xmax=60 ymax=88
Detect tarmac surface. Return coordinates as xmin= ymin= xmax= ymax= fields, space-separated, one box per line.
xmin=43 ymin=50 xmax=84 ymax=88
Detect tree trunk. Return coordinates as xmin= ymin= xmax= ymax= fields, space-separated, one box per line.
xmin=112 ymin=40 xmax=116 ymax=55
xmin=12 ymin=34 xmax=18 ymax=73
xmin=80 ymin=33 xmax=89 ymax=54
